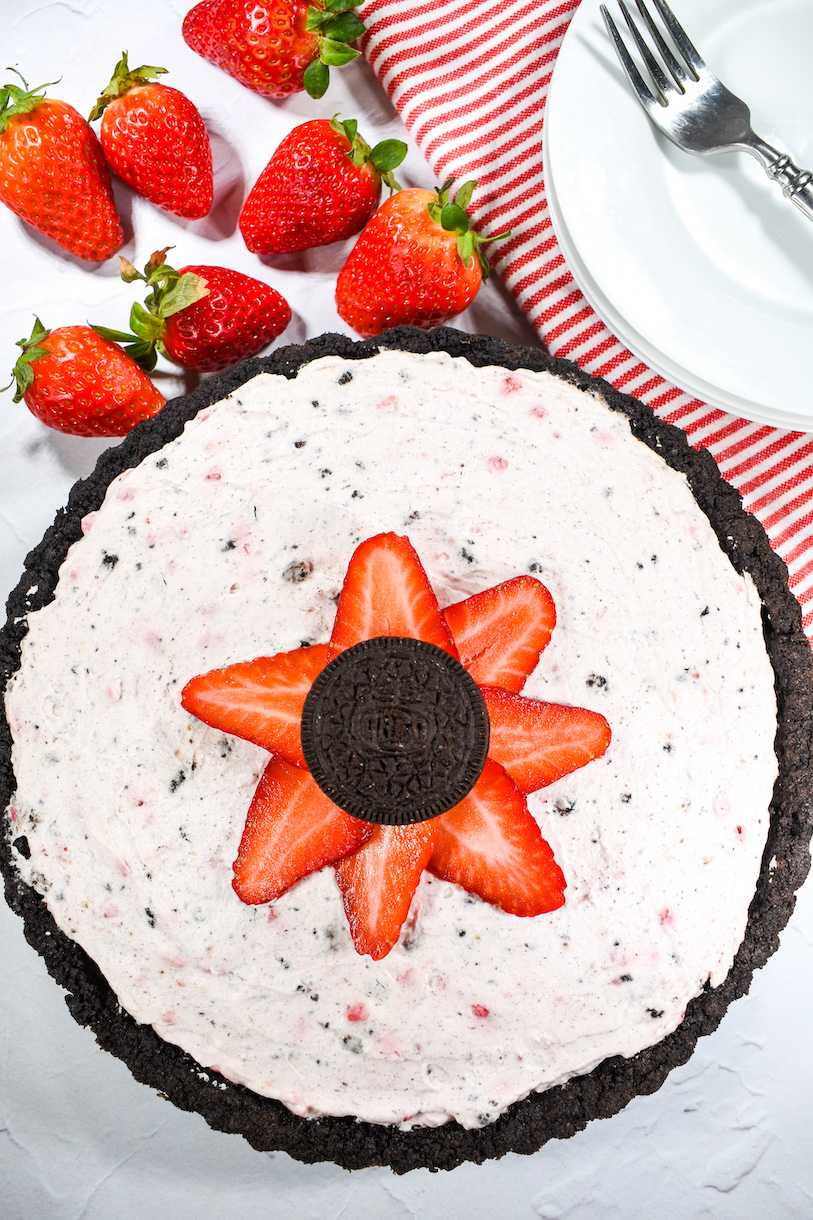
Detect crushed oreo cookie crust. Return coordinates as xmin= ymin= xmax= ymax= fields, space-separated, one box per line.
xmin=1 ymin=326 xmax=811 ymax=1173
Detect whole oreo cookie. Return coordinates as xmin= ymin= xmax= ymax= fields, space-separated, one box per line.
xmin=301 ymin=637 xmax=490 ymax=824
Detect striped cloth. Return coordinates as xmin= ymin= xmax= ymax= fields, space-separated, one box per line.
xmin=359 ymin=0 xmax=813 ymax=641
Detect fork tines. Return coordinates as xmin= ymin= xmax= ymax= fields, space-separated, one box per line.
xmin=601 ymin=0 xmax=703 ymax=106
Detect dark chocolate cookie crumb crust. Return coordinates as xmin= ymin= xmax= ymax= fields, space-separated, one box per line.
xmin=1 ymin=327 xmax=811 ymax=1174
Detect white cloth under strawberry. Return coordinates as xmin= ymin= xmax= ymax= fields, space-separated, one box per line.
xmin=358 ymin=0 xmax=813 ymax=642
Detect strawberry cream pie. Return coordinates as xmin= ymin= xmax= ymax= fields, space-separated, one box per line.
xmin=1 ymin=328 xmax=811 ymax=1173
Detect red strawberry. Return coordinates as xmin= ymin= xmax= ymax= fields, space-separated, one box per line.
xmin=8 ymin=318 xmax=164 ymax=437
xmin=183 ymin=0 xmax=366 ymax=100
xmin=335 ymin=178 xmax=509 ymax=337
xmin=95 ymin=250 xmax=291 ymax=373
xmin=481 ymin=687 xmax=612 ymax=794
xmin=233 ymin=757 xmax=374 ymax=903
xmin=182 ymin=644 xmax=328 ymax=768
xmin=328 ymin=532 xmax=458 ymax=659
xmin=89 ymin=52 xmax=213 ymax=219
xmin=0 ymin=76 xmax=122 ymax=261
xmin=443 ymin=576 xmax=556 ymax=693
xmin=240 ymin=117 xmax=406 ymax=256
xmin=161 ymin=263 xmax=290 ymax=370
xmin=334 ymin=821 xmax=438 ymax=959
xmin=428 ymin=759 xmax=566 ymax=916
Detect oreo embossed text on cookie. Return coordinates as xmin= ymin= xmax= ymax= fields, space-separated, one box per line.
xmin=301 ymin=637 xmax=490 ymax=824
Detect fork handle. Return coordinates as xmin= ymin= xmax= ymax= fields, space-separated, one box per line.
xmin=746 ymin=137 xmax=813 ymax=223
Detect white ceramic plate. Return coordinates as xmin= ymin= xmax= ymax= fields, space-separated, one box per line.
xmin=545 ymin=0 xmax=813 ymax=429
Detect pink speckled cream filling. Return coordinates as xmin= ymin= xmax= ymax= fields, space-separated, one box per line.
xmin=5 ymin=352 xmax=777 ymax=1129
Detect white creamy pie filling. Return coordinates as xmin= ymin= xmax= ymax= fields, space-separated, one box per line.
xmin=5 ymin=351 xmax=777 ymax=1130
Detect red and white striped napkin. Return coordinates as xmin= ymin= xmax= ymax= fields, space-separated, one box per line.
xmin=359 ymin=0 xmax=813 ymax=641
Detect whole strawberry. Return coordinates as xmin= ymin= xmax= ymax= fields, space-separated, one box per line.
xmin=0 ymin=75 xmax=122 ymax=261
xmin=96 ymin=249 xmax=291 ymax=372
xmin=161 ymin=263 xmax=291 ymax=369
xmin=335 ymin=179 xmax=509 ymax=337
xmin=182 ymin=0 xmax=366 ymax=100
xmin=9 ymin=318 xmax=164 ymax=437
xmin=240 ymin=116 xmax=406 ymax=255
xmin=89 ymin=52 xmax=213 ymax=219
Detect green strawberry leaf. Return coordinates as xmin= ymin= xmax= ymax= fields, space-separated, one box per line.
xmin=7 ymin=316 xmax=52 ymax=401
xmin=303 ymin=58 xmax=330 ymax=98
xmin=305 ymin=2 xmax=366 ymax=91
xmin=97 ymin=249 xmax=215 ymax=372
xmin=454 ymin=180 xmax=476 ymax=211
xmin=90 ymin=327 xmax=160 ymax=373
xmin=324 ymin=12 xmax=365 ymax=41
xmin=129 ymin=301 xmax=165 ymax=343
xmin=21 ymin=316 xmax=50 ymax=348
xmin=124 ymin=63 xmax=167 ymax=81
xmin=440 ymin=202 xmax=469 ymax=233
xmin=144 ymin=246 xmax=173 ymax=280
xmin=305 ymin=7 xmax=334 ymax=30
xmin=457 ymin=230 xmax=475 ymax=266
xmin=124 ymin=339 xmax=159 ymax=372
xmin=320 ymin=38 xmax=361 ymax=67
xmin=369 ymin=139 xmax=407 ymax=174
xmin=89 ymin=51 xmax=167 ymax=121
xmin=9 ymin=357 xmax=36 ymax=402
xmin=421 ymin=176 xmax=510 ymax=280
xmin=330 ymin=114 xmax=367 ymax=165
xmin=119 ymin=256 xmax=145 ymax=284
xmin=0 ymin=74 xmax=59 ymax=135
xmin=478 ymin=228 xmax=511 ymax=245
xmin=91 ymin=325 xmax=139 ymax=343
xmin=159 ymin=271 xmax=209 ymax=319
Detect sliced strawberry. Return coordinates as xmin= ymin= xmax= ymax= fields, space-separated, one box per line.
xmin=181 ymin=644 xmax=328 ymax=768
xmin=428 ymin=758 xmax=566 ymax=916
xmin=442 ymin=575 xmax=556 ymax=693
xmin=481 ymin=687 xmax=612 ymax=794
xmin=328 ymin=533 xmax=457 ymax=659
xmin=233 ymin=757 xmax=373 ymax=904
xmin=334 ymin=821 xmax=438 ymax=960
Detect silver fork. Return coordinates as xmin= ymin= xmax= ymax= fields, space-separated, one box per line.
xmin=601 ymin=0 xmax=813 ymax=224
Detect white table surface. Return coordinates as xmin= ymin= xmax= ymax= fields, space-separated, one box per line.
xmin=2 ymin=2 xmax=812 ymax=1216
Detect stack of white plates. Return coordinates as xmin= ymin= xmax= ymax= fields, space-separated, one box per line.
xmin=544 ymin=0 xmax=813 ymax=430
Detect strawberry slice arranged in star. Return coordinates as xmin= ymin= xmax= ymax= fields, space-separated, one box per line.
xmin=442 ymin=574 xmax=556 ymax=692
xmin=328 ymin=531 xmax=458 ymax=659
xmin=428 ymin=759 xmax=566 ymax=916
xmin=182 ymin=532 xmax=613 ymax=959
xmin=334 ymin=821 xmax=439 ymax=961
xmin=182 ymin=644 xmax=328 ymax=768
xmin=481 ymin=687 xmax=613 ymax=794
xmin=233 ymin=757 xmax=374 ymax=904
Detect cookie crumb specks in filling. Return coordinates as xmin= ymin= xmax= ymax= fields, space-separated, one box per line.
xmin=4 ymin=351 xmax=777 ymax=1130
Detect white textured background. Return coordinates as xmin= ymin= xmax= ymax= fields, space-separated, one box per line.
xmin=1 ymin=1 xmax=812 ymax=1216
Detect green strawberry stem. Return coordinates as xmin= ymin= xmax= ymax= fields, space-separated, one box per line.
xmin=330 ymin=115 xmax=406 ymax=193
xmin=91 ymin=248 xmax=209 ymax=371
xmin=0 ymin=72 xmax=59 ymax=135
xmin=427 ymin=179 xmax=511 ymax=276
xmin=88 ymin=51 xmax=168 ymax=121
xmin=6 ymin=317 xmax=52 ymax=402
xmin=303 ymin=0 xmax=366 ymax=99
